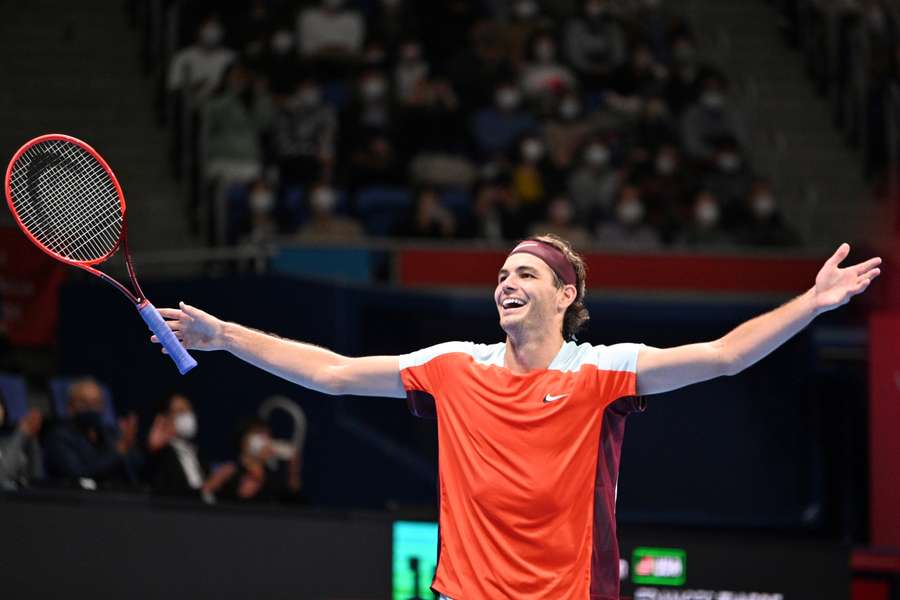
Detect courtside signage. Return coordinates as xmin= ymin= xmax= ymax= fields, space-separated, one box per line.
xmin=632 ymin=547 xmax=687 ymax=586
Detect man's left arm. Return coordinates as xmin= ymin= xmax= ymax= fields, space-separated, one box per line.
xmin=636 ymin=243 xmax=881 ymax=396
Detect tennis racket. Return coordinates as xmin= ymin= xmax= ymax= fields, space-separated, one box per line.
xmin=4 ymin=133 xmax=197 ymax=374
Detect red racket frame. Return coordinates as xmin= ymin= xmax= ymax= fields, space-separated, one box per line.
xmin=4 ymin=133 xmax=147 ymax=306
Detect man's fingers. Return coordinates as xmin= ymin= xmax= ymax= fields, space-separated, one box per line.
xmin=158 ymin=308 xmax=185 ymax=320
xmin=853 ymin=257 xmax=882 ymax=275
xmin=826 ymin=243 xmax=851 ymax=268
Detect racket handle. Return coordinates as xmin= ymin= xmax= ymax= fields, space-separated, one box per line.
xmin=138 ymin=301 xmax=198 ymax=375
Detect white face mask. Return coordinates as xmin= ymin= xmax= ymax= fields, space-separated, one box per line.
xmin=311 ymin=188 xmax=338 ymax=213
xmin=496 ymin=88 xmax=521 ymax=110
xmin=173 ymin=412 xmax=197 ymax=439
xmin=247 ymin=433 xmax=269 ymax=457
xmin=522 ymin=139 xmax=545 ymax=162
xmin=695 ymin=200 xmax=720 ymax=227
xmin=585 ymin=144 xmax=610 ymax=167
xmin=250 ymin=188 xmax=275 ymax=213
xmin=617 ymin=199 xmax=645 ymax=225
xmin=199 ymin=23 xmax=224 ymax=47
xmin=270 ymin=31 xmax=294 ymax=55
xmin=752 ymin=194 xmax=776 ymax=218
xmin=656 ymin=154 xmax=676 ymax=174
xmin=362 ymin=77 xmax=386 ymax=100
xmin=559 ymin=98 xmax=580 ymax=120
xmin=702 ymin=91 xmax=725 ymax=110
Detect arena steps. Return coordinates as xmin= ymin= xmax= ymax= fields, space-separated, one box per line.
xmin=688 ymin=0 xmax=875 ymax=248
xmin=0 ymin=0 xmax=195 ymax=252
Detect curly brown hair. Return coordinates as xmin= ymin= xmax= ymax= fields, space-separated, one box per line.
xmin=528 ymin=233 xmax=589 ymax=340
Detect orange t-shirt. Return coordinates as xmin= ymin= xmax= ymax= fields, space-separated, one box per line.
xmin=399 ymin=340 xmax=644 ymax=600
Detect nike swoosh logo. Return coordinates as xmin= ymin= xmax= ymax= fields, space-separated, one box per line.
xmin=543 ymin=394 xmax=567 ymax=403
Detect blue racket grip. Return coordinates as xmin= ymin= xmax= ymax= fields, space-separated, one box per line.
xmin=138 ymin=301 xmax=197 ymax=375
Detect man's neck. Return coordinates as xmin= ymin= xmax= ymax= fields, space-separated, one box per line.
xmin=504 ymin=330 xmax=565 ymax=374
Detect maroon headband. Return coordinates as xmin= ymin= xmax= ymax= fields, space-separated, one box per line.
xmin=508 ymin=240 xmax=577 ymax=286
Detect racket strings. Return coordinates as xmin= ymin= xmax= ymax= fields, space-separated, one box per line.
xmin=9 ymin=140 xmax=123 ymax=262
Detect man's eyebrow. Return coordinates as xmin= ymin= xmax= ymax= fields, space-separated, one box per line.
xmin=498 ymin=265 xmax=539 ymax=277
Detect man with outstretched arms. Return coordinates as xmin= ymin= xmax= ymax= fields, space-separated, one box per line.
xmin=156 ymin=235 xmax=880 ymax=600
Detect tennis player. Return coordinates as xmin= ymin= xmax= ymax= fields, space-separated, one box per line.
xmin=156 ymin=235 xmax=880 ymax=600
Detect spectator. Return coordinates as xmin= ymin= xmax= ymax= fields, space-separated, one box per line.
xmin=261 ymin=29 xmax=305 ymax=96
xmin=641 ymin=143 xmax=692 ymax=239
xmin=396 ymin=71 xmax=464 ymax=155
xmin=565 ymin=0 xmax=628 ymax=90
xmin=568 ymin=138 xmax=621 ymax=222
xmin=459 ymin=181 xmax=506 ymax=240
xmin=395 ymin=188 xmax=457 ymax=239
xmin=543 ymin=92 xmax=596 ymax=171
xmin=633 ymin=94 xmax=678 ymax=150
xmin=271 ymin=77 xmax=338 ymax=190
xmin=449 ymin=20 xmax=517 ymax=111
xmin=678 ymin=190 xmax=735 ymax=248
xmin=247 ymin=180 xmax=277 ymax=242
xmin=43 ymin=378 xmax=141 ymax=486
xmin=297 ymin=0 xmax=366 ymax=61
xmin=701 ymin=138 xmax=756 ymax=226
xmin=167 ymin=15 xmax=236 ymax=103
xmin=681 ymin=73 xmax=748 ymax=161
xmin=609 ymin=44 xmax=669 ymax=106
xmin=735 ymin=180 xmax=802 ymax=247
xmin=664 ymin=33 xmax=714 ymax=116
xmin=296 ymin=184 xmax=364 ymax=240
xmin=520 ymin=31 xmax=578 ymax=102
xmin=596 ymin=185 xmax=663 ymax=249
xmin=394 ymin=40 xmax=430 ymax=103
xmin=529 ymin=193 xmax=591 ymax=247
xmin=341 ymin=69 xmax=395 ymax=158
xmin=205 ymin=418 xmax=301 ymax=504
xmin=145 ymin=394 xmax=208 ymax=498
xmin=500 ymin=0 xmax=555 ymax=67
xmin=202 ymin=62 xmax=272 ymax=184
xmin=369 ymin=0 xmax=421 ymax=53
xmin=470 ymin=82 xmax=537 ymax=158
xmin=0 ymin=394 xmax=44 ymax=490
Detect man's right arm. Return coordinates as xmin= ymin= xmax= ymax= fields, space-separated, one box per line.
xmin=156 ymin=303 xmax=405 ymax=399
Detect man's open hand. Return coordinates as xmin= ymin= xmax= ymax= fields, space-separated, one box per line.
xmin=813 ymin=243 xmax=881 ymax=314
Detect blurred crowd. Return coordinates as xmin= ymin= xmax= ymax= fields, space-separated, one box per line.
xmin=165 ymin=0 xmax=802 ymax=249
xmin=0 ymin=377 xmax=306 ymax=505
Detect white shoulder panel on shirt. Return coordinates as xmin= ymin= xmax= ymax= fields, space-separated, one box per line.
xmin=398 ymin=341 xmax=505 ymax=370
xmin=549 ymin=341 xmax=644 ymax=374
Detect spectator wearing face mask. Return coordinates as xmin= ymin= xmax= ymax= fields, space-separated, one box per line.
xmin=271 ymin=77 xmax=338 ymax=190
xmin=608 ymin=44 xmax=669 ymax=112
xmin=634 ymin=95 xmax=678 ymax=150
xmin=260 ymin=29 xmax=304 ymax=96
xmin=677 ymin=190 xmax=736 ymax=248
xmin=205 ymin=418 xmax=301 ymax=504
xmin=701 ymin=139 xmax=756 ymax=226
xmin=735 ymin=180 xmax=801 ymax=247
xmin=568 ymin=138 xmax=621 ymax=223
xmin=664 ymin=33 xmax=715 ymax=116
xmin=542 ymin=93 xmax=596 ymax=171
xmin=448 ymin=20 xmax=517 ymax=112
xmin=529 ymin=193 xmax=591 ymax=247
xmin=341 ymin=70 xmax=395 ymax=160
xmin=395 ymin=61 xmax=464 ymax=155
xmin=296 ymin=183 xmax=363 ymax=240
xmin=520 ymin=31 xmax=577 ymax=101
xmin=347 ymin=134 xmax=405 ymax=188
xmin=394 ymin=40 xmax=430 ymax=104
xmin=595 ymin=185 xmax=662 ymax=249
xmin=500 ymin=0 xmax=556 ymax=67
xmin=564 ymin=0 xmax=628 ymax=91
xmin=395 ymin=187 xmax=458 ymax=239
xmin=681 ymin=74 xmax=748 ymax=161
xmin=43 ymin=378 xmax=141 ymax=486
xmin=512 ymin=134 xmax=560 ymax=208
xmin=471 ymin=83 xmax=537 ymax=159
xmin=145 ymin=394 xmax=209 ymax=498
xmin=640 ymin=143 xmax=692 ymax=240
xmin=0 ymin=393 xmax=44 ymax=490
xmin=167 ymin=15 xmax=236 ymax=104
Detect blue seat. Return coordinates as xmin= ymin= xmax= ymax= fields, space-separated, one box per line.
xmin=0 ymin=373 xmax=28 ymax=423
xmin=49 ymin=378 xmax=117 ymax=428
xmin=356 ymin=186 xmax=412 ymax=236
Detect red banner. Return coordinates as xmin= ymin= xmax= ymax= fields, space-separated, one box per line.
xmin=0 ymin=227 xmax=66 ymax=347
xmin=868 ymin=311 xmax=900 ymax=548
xmin=398 ymin=249 xmax=823 ymax=293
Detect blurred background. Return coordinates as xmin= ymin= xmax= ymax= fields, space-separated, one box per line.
xmin=0 ymin=0 xmax=899 ymax=598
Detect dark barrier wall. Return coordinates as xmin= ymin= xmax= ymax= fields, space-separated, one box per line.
xmin=0 ymin=494 xmax=849 ymax=600
xmin=57 ymin=274 xmax=865 ymax=529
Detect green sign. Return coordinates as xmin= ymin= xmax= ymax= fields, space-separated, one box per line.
xmin=631 ymin=546 xmax=687 ymax=586
xmin=392 ymin=521 xmax=439 ymax=600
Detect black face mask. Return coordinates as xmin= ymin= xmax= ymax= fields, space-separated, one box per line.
xmin=74 ymin=410 xmax=104 ymax=432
